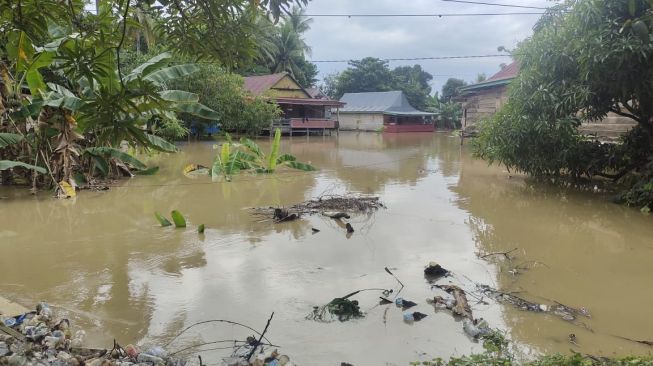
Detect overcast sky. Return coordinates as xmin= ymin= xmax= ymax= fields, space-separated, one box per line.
xmin=303 ymin=0 xmax=553 ymax=93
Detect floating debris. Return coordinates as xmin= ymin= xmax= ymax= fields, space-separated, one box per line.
xmin=251 ymin=195 xmax=384 ymax=219
xmin=435 ymin=285 xmax=474 ymax=320
xmin=424 ymin=262 xmax=448 ymax=279
xmin=403 ymin=312 xmax=428 ymax=323
xmin=476 ymin=284 xmax=590 ymax=322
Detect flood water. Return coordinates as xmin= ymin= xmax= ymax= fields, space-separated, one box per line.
xmin=1 ymin=132 xmax=653 ymax=365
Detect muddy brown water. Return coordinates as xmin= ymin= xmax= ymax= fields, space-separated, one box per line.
xmin=1 ymin=132 xmax=653 ymax=365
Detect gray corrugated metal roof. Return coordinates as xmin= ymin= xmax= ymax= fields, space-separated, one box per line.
xmin=339 ymin=91 xmax=436 ymax=116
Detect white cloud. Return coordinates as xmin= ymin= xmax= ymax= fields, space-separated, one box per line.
xmin=303 ymin=0 xmax=552 ymax=92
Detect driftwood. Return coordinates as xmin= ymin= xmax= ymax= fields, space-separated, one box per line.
xmin=477 ymin=284 xmax=590 ymax=322
xmin=436 ymin=285 xmax=474 ymax=320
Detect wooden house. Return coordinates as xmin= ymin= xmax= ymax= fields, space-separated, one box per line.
xmin=457 ymin=61 xmax=519 ymax=131
xmin=243 ymin=72 xmax=344 ymax=135
xmin=338 ymin=91 xmax=436 ymax=133
xmin=458 ymin=62 xmax=636 ymax=139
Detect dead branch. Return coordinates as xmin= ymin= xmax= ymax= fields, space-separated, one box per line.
xmin=247 ymin=312 xmax=274 ymax=362
xmin=480 ymin=248 xmax=518 ymax=260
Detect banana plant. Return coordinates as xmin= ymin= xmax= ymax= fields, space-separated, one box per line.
xmin=205 ymin=128 xmax=316 ymax=181
xmin=238 ymin=128 xmax=316 ymax=173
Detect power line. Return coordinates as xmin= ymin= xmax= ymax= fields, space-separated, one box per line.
xmin=309 ymin=54 xmax=513 ymax=63
xmin=440 ymin=0 xmax=550 ymax=10
xmin=303 ymin=12 xmax=544 ymax=17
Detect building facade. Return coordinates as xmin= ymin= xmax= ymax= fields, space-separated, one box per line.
xmin=243 ymin=73 xmax=344 ymax=135
xmin=338 ymin=91 xmax=436 ymax=133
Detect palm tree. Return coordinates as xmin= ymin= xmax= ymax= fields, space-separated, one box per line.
xmin=284 ymin=6 xmax=312 ymax=55
xmin=271 ymin=22 xmax=305 ymax=78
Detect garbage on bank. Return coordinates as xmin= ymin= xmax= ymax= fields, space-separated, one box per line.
xmin=0 ymin=303 xmax=293 ymax=366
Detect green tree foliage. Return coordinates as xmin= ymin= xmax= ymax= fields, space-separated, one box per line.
xmin=440 ymin=78 xmax=467 ymax=103
xmin=392 ymin=65 xmax=433 ymax=110
xmin=325 ymin=58 xmax=434 ymax=109
xmin=473 ymin=0 xmax=653 ymax=210
xmin=245 ymin=6 xmax=318 ymax=88
xmin=426 ymin=94 xmax=462 ymax=129
xmin=169 ymin=63 xmax=281 ymax=135
xmin=332 ymin=58 xmax=396 ymax=97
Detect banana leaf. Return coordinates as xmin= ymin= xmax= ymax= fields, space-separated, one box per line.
xmin=158 ymin=90 xmax=199 ymax=103
xmin=155 ymin=212 xmax=172 ymax=227
xmin=174 ymin=102 xmax=220 ymax=120
xmin=285 ymin=161 xmax=317 ymax=171
xmin=143 ymin=64 xmax=200 ymax=84
xmin=171 ymin=210 xmax=186 ymax=228
xmin=134 ymin=166 xmax=160 ymax=175
xmin=0 ymin=160 xmax=46 ymax=174
xmin=146 ymin=134 xmax=177 ymax=152
xmin=0 ymin=133 xmax=24 ymax=148
xmin=84 ymin=147 xmax=147 ymax=170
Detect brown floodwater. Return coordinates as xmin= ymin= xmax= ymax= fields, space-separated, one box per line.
xmin=1 ymin=132 xmax=652 ymax=365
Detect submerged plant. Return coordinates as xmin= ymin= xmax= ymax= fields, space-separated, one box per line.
xmin=203 ymin=128 xmax=316 ymax=181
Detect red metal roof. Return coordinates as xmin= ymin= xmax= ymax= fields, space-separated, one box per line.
xmin=243 ymin=72 xmax=288 ymax=96
xmin=485 ymin=61 xmax=520 ymax=82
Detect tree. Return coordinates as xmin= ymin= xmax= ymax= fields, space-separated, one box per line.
xmin=476 ymin=73 xmax=487 ymax=83
xmin=332 ymin=58 xmax=395 ymax=98
xmin=473 ymin=0 xmax=653 ymax=209
xmin=170 ymin=64 xmax=281 ymax=135
xmin=441 ymin=78 xmax=467 ymax=102
xmin=391 ymin=65 xmax=433 ymax=110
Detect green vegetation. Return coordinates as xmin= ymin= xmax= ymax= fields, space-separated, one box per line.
xmin=473 ymin=0 xmax=653 ymax=210
xmin=322 ymin=58 xmax=434 ymax=110
xmin=412 ymin=329 xmax=653 ymax=366
xmin=210 ymin=129 xmax=316 ymax=181
xmin=0 ymin=0 xmax=308 ymax=194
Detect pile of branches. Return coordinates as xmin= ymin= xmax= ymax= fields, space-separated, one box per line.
xmin=251 ymin=194 xmax=384 ymax=219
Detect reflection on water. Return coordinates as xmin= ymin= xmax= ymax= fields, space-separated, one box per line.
xmin=1 ymin=132 xmax=652 ymax=364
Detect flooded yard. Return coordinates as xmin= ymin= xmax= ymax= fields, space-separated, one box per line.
xmin=1 ymin=132 xmax=653 ymax=365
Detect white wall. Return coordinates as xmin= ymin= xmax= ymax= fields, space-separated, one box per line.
xmin=338 ymin=113 xmax=384 ymax=131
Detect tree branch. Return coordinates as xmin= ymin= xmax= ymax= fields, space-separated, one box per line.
xmin=116 ymin=0 xmax=131 ymax=89
xmin=609 ymin=107 xmax=641 ymax=123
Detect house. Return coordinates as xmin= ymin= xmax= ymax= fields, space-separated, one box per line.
xmin=243 ymin=72 xmax=344 ymax=135
xmin=338 ymin=91 xmax=436 ymax=133
xmin=457 ymin=61 xmax=519 ymax=131
xmin=458 ymin=61 xmax=636 ymax=139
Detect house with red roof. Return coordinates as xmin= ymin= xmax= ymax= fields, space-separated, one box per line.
xmin=457 ymin=61 xmax=520 ymax=131
xmin=243 ymin=72 xmax=344 ymax=135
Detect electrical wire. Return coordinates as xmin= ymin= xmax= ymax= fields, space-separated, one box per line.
xmin=302 ymin=12 xmax=544 ymax=17
xmin=440 ymin=0 xmax=550 ymax=10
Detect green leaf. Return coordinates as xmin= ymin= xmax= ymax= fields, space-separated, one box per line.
xmin=91 ymin=155 xmax=109 ymax=177
xmin=0 ymin=160 xmax=46 ymax=174
xmin=268 ymin=128 xmax=281 ymax=171
xmin=134 ymin=166 xmax=160 ymax=175
xmin=84 ymin=147 xmax=147 ymax=170
xmin=276 ymin=154 xmax=296 ymax=164
xmin=171 ymin=210 xmax=186 ymax=228
xmin=127 ymin=52 xmax=172 ymax=81
xmin=198 ymin=224 xmax=205 ymax=234
xmin=145 ymin=134 xmax=178 ymax=152
xmin=155 ymin=212 xmax=172 ymax=227
xmin=174 ymin=102 xmax=220 ymax=120
xmin=240 ymin=138 xmax=264 ymax=158
xmin=158 ymin=90 xmax=200 ymax=103
xmin=0 ymin=133 xmax=24 ymax=148
xmin=143 ymin=64 xmax=200 ymax=85
xmin=285 ymin=161 xmax=317 ymax=171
